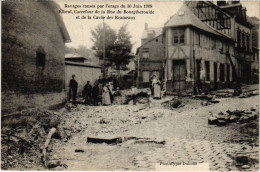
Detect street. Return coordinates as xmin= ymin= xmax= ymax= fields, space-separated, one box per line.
xmin=48 ymin=85 xmax=259 ymax=171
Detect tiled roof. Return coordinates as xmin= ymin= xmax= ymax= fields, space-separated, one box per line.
xmin=164 ymin=4 xmax=231 ymax=39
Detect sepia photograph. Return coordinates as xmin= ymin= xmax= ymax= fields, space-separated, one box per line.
xmin=1 ymin=0 xmax=259 ymax=171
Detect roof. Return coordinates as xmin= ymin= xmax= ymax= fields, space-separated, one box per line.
xmin=136 ymin=34 xmax=162 ymax=55
xmin=40 ymin=1 xmax=71 ymax=43
xmin=218 ymin=3 xmax=241 ymax=9
xmin=65 ymin=61 xmax=101 ymax=69
xmin=141 ymin=27 xmax=162 ymax=40
xmin=164 ymin=3 xmax=231 ymax=39
xmin=65 ymin=53 xmax=86 ymax=59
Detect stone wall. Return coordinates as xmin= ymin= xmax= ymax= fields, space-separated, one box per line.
xmin=2 ymin=2 xmax=67 ymax=114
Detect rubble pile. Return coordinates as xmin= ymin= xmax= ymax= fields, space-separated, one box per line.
xmin=191 ymin=94 xmax=220 ymax=106
xmin=113 ymin=90 xmax=149 ymax=105
xmin=162 ymin=97 xmax=184 ymax=109
xmin=208 ymin=106 xmax=259 ymax=126
xmin=239 ymin=90 xmax=259 ymax=98
xmin=211 ymin=89 xmax=235 ymax=98
xmin=61 ymin=104 xmax=167 ymax=137
xmin=1 ymin=109 xmax=61 ymax=170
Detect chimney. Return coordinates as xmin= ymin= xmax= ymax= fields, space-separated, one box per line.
xmin=232 ymin=1 xmax=240 ymax=4
xmin=145 ymin=23 xmax=148 ymax=30
xmin=241 ymin=8 xmax=247 ymax=21
xmin=217 ymin=0 xmax=226 ymax=6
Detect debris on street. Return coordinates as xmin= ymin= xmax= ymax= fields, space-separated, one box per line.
xmin=1 ymin=109 xmax=62 ymax=170
xmin=208 ymin=106 xmax=259 ymax=126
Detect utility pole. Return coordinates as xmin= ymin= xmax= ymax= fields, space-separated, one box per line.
xmin=137 ymin=53 xmax=140 ymax=88
xmin=102 ymin=19 xmax=106 ymax=78
xmin=192 ymin=30 xmax=197 ymax=94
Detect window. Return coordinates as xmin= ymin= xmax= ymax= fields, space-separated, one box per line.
xmin=36 ymin=46 xmax=45 ymax=67
xmin=205 ymin=61 xmax=210 ymax=81
xmin=195 ymin=32 xmax=200 ymax=46
xmin=226 ymin=43 xmax=229 ymax=52
xmin=179 ymin=31 xmax=184 ymax=43
xmin=237 ymin=29 xmax=241 ymax=47
xmin=247 ymin=34 xmax=250 ymax=51
xmin=142 ymin=48 xmax=149 ymax=58
xmin=143 ymin=71 xmax=150 ymax=82
xmin=220 ymin=64 xmax=225 ymax=82
xmin=242 ymin=31 xmax=245 ymax=48
xmin=172 ymin=30 xmax=185 ymax=44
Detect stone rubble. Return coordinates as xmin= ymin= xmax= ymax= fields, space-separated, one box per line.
xmin=208 ymin=106 xmax=259 ymax=126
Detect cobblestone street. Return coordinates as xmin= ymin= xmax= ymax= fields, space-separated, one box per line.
xmin=126 ymin=138 xmax=258 ymax=171
xmin=48 ymin=85 xmax=259 ymax=171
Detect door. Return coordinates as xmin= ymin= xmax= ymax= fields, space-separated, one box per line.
xmin=227 ymin=65 xmax=230 ymax=83
xmin=172 ymin=60 xmax=186 ymax=92
xmin=214 ymin=62 xmax=218 ymax=90
xmin=196 ymin=60 xmax=201 ymax=81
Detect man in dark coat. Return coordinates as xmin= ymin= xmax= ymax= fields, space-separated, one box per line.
xmin=69 ymin=74 xmax=78 ymax=104
xmin=92 ymin=80 xmax=99 ymax=106
xmin=83 ymin=81 xmax=92 ymax=105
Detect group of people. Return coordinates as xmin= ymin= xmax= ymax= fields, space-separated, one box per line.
xmin=68 ymin=74 xmax=114 ymax=106
xmin=68 ymin=74 xmax=163 ymax=105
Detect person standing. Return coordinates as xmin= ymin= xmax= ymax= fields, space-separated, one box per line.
xmin=102 ymin=83 xmax=111 ymax=105
xmin=69 ymin=74 xmax=78 ymax=104
xmin=92 ymin=80 xmax=99 ymax=106
xmin=83 ymin=81 xmax=92 ymax=105
xmin=154 ymin=79 xmax=161 ymax=99
xmin=152 ymin=75 xmax=158 ymax=97
xmin=107 ymin=83 xmax=114 ymax=104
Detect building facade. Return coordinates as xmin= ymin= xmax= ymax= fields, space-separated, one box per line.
xmin=163 ymin=1 xmax=256 ymax=92
xmin=136 ymin=26 xmax=165 ymax=88
xmin=2 ymin=1 xmax=71 ymax=113
xmin=136 ymin=1 xmax=257 ymax=92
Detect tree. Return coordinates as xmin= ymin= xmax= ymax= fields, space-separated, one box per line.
xmin=110 ymin=24 xmax=134 ymax=75
xmin=91 ymin=23 xmax=117 ymax=61
xmin=91 ymin=23 xmax=134 ymax=76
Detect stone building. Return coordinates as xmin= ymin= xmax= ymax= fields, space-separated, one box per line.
xmin=136 ymin=25 xmax=165 ymax=87
xmin=2 ymin=1 xmax=71 ymax=113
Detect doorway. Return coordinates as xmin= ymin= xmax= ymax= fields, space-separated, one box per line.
xmin=172 ymin=60 xmax=186 ymax=92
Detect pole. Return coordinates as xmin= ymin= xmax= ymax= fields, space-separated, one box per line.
xmin=137 ymin=54 xmax=140 ymax=88
xmin=164 ymin=30 xmax=168 ymax=92
xmin=193 ymin=30 xmax=197 ymax=94
xmin=103 ymin=20 xmax=106 ymax=78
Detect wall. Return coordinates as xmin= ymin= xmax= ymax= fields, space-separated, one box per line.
xmin=137 ymin=35 xmax=165 ymax=87
xmin=139 ymin=35 xmax=164 ymax=61
xmin=65 ymin=63 xmax=101 ymax=95
xmin=2 ymin=2 xmax=66 ymax=114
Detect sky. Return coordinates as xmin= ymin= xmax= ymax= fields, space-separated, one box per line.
xmin=58 ymin=1 xmax=260 ymax=54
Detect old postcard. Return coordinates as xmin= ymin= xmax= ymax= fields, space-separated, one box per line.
xmin=1 ymin=0 xmax=259 ymax=171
